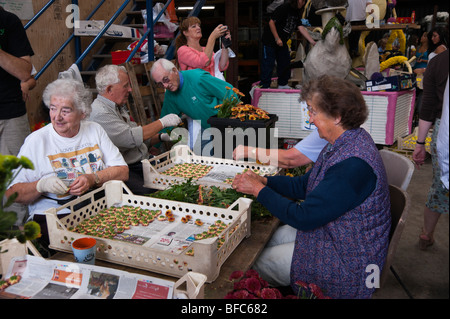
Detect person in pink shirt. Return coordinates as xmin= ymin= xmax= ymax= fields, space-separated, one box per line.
xmin=175 ymin=16 xmax=231 ymax=79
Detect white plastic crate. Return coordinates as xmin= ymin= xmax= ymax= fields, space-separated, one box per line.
xmin=142 ymin=145 xmax=281 ymax=190
xmin=45 ymin=181 xmax=252 ymax=282
xmin=251 ymin=87 xmax=312 ymax=139
xmin=251 ymin=86 xmax=416 ymax=145
xmin=0 ymin=239 xmax=41 ymax=277
xmin=361 ymin=90 xmax=416 ymax=145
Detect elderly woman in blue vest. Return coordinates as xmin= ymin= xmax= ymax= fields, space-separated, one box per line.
xmin=232 ymin=75 xmax=391 ymax=299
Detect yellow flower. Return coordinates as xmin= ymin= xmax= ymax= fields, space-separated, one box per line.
xmin=380 ymin=56 xmax=408 ymax=71
xmin=232 ymin=88 xmax=245 ymax=97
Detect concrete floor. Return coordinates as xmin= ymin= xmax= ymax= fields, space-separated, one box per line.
xmin=372 ymin=156 xmax=449 ymax=299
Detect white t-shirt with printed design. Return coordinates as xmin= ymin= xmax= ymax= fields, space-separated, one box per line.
xmin=12 ymin=120 xmax=127 ymax=218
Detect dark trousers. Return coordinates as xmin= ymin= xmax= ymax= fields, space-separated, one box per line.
xmin=260 ymin=44 xmax=291 ymax=88
xmin=126 ymin=161 xmax=156 ymax=195
xmin=34 ymin=213 xmax=70 ymax=248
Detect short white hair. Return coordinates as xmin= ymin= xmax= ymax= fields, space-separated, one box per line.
xmin=150 ymin=58 xmax=176 ymax=80
xmin=95 ymin=64 xmax=127 ymax=94
xmin=42 ymin=79 xmax=92 ymax=117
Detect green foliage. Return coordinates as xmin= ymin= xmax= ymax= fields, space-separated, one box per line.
xmin=322 ymin=17 xmax=344 ymax=45
xmin=216 ymin=87 xmax=244 ymax=119
xmin=148 ymin=178 xmax=272 ymax=220
xmin=0 ymin=154 xmax=40 ymax=246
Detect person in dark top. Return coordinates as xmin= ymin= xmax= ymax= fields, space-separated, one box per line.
xmin=0 ymin=6 xmax=35 ymax=156
xmin=260 ymin=0 xmax=316 ymax=89
xmin=412 ymin=49 xmax=449 ymax=250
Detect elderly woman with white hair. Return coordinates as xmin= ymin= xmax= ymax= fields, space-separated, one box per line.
xmin=6 ymin=78 xmax=129 ymax=245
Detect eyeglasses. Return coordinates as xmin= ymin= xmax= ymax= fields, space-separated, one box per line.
xmin=299 ymin=97 xmax=321 ymax=117
xmin=156 ymin=71 xmax=173 ymax=88
xmin=49 ymin=106 xmax=75 ymax=117
xmin=307 ymin=105 xmax=319 ymax=117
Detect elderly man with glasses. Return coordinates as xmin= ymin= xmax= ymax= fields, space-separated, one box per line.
xmin=89 ymin=64 xmax=181 ymax=195
xmin=150 ymin=58 xmax=238 ymax=156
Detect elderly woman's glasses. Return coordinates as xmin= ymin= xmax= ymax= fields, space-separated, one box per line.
xmin=49 ymin=106 xmax=74 ymax=117
xmin=307 ymin=105 xmax=319 ymax=117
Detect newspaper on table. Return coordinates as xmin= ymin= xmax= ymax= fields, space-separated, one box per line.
xmin=0 ymin=255 xmax=176 ymax=299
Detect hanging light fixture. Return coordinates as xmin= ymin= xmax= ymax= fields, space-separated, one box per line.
xmin=177 ymin=6 xmax=215 ymax=10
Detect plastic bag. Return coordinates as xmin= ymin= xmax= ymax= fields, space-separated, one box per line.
xmin=303 ymin=28 xmax=352 ymax=82
xmin=141 ymin=4 xmax=178 ymax=33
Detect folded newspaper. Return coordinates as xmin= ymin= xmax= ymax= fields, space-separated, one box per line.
xmin=0 ymin=255 xmax=180 ymax=299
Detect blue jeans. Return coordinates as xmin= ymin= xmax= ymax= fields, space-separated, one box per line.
xmin=260 ymin=44 xmax=291 ymax=88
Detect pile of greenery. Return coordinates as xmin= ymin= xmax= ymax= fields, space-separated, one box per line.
xmin=147 ymin=178 xmax=272 ymax=220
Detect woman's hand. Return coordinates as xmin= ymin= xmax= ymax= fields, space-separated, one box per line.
xmin=68 ymin=174 xmax=94 ymax=196
xmin=412 ymin=144 xmax=426 ymax=169
xmin=221 ymin=29 xmax=232 ymax=49
xmin=232 ymin=170 xmax=266 ymax=197
xmin=211 ymin=24 xmax=228 ymax=40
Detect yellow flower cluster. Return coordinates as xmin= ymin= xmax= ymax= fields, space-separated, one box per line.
xmin=386 ymin=29 xmax=406 ymax=54
xmin=230 ymin=104 xmax=270 ymax=121
xmin=380 ymin=55 xmax=408 ymax=71
xmin=215 ymin=87 xmax=270 ymax=121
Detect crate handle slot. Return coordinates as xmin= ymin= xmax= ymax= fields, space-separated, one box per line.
xmin=45 ymin=210 xmax=68 ymax=231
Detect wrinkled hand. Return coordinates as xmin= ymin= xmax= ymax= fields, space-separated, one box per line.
xmin=68 ymin=175 xmax=92 ymax=196
xmin=159 ymin=114 xmax=182 ymax=128
xmin=232 ymin=170 xmax=266 ymax=197
xmin=412 ymin=145 xmax=426 ymax=169
xmin=36 ymin=176 xmax=69 ymax=195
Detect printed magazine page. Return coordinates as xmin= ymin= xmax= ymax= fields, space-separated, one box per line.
xmin=0 ymin=255 xmax=175 ymax=299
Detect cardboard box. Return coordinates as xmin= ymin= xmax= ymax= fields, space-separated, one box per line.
xmin=365 ymin=74 xmax=416 ymax=92
xmin=74 ymin=20 xmax=141 ymax=39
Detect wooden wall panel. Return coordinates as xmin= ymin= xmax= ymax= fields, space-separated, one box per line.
xmin=21 ymin=0 xmax=134 ymax=128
